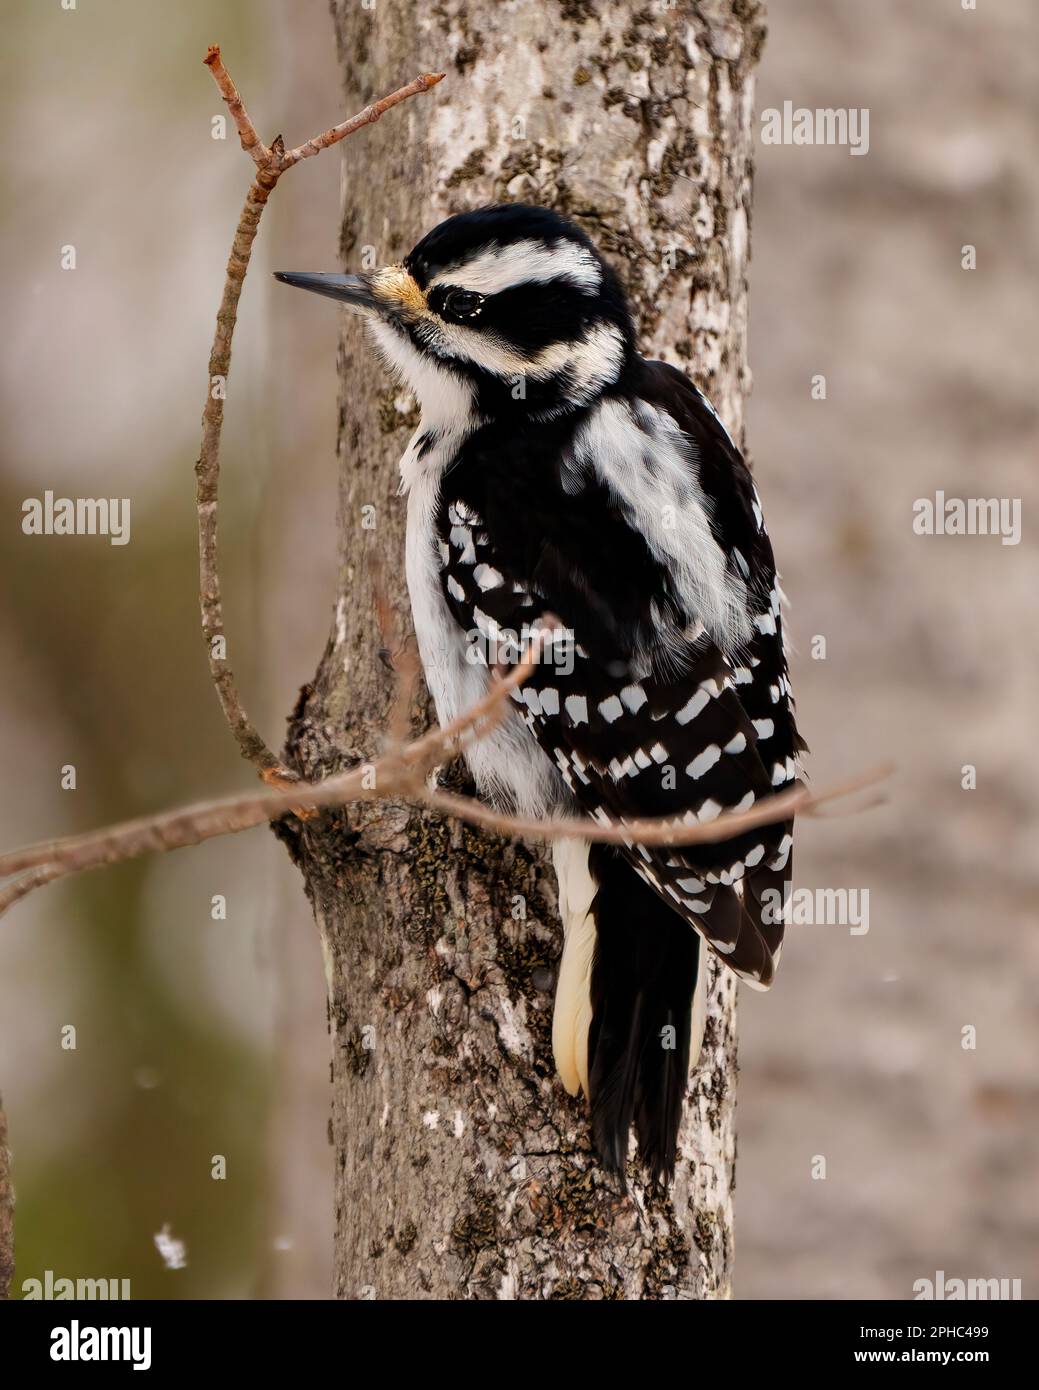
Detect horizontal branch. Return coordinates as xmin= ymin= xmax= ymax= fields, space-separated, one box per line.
xmin=0 ymin=764 xmax=884 ymax=916
xmin=0 ymin=666 xmax=888 ymax=920
xmin=424 ymin=779 xmax=816 ymax=848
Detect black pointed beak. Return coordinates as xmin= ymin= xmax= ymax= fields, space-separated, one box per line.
xmin=273 ymin=271 xmax=378 ymax=310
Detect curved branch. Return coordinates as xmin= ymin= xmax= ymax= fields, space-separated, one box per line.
xmin=196 ymin=46 xmax=444 ymax=778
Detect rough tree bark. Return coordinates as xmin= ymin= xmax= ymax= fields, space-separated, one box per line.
xmin=281 ymin=0 xmax=765 ymax=1299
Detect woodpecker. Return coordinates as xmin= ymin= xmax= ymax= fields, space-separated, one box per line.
xmin=276 ymin=204 xmax=806 ymax=1186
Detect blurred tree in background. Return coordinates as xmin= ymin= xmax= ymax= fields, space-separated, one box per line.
xmin=0 ymin=0 xmax=340 ymax=1299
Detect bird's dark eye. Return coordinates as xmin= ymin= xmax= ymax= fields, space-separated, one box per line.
xmin=443 ymin=288 xmax=483 ymax=319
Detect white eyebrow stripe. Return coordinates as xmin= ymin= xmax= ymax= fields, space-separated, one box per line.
xmin=428 ymin=238 xmax=602 ymax=295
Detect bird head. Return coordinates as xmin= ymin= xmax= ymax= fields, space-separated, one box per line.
xmin=275 ymin=204 xmax=635 ymax=421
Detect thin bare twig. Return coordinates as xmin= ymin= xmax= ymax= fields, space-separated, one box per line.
xmin=0 ymin=762 xmax=885 ymax=914
xmin=423 ymin=781 xmax=814 ymax=848
xmin=0 ymin=599 xmax=889 ymax=918
xmin=281 ymin=72 xmax=446 ymax=167
xmin=203 ymin=46 xmax=270 ymax=165
xmin=0 ymin=866 xmax=63 ymax=918
xmin=0 ymin=601 xmax=886 ymax=913
xmin=0 ymin=623 xmax=561 ymax=891
xmin=0 ymin=771 xmax=367 ymax=886
xmin=196 ymin=46 xmax=444 ymax=779
xmin=399 ymin=616 xmax=564 ymax=777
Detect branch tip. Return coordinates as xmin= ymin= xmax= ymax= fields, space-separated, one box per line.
xmin=195 ymin=53 xmax=445 ymax=773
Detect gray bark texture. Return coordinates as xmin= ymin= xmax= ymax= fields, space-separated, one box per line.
xmin=281 ymin=0 xmax=765 ymax=1300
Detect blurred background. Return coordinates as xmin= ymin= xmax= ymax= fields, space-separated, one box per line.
xmin=1 ymin=0 xmax=1035 ymax=1300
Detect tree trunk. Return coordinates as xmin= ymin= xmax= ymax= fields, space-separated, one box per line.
xmin=282 ymin=0 xmax=765 ymax=1300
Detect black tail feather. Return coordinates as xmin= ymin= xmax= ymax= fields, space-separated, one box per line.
xmin=586 ymin=845 xmax=701 ymax=1188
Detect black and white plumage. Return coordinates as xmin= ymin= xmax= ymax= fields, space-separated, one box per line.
xmin=276 ymin=204 xmax=807 ymax=1186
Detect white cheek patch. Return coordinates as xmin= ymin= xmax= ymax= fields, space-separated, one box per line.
xmin=370 ymin=280 xmax=624 ymax=409
xmin=429 ymin=238 xmax=602 ymax=296
xmin=433 ymin=320 xmax=625 ymax=402
xmin=367 ymin=319 xmax=475 ymax=436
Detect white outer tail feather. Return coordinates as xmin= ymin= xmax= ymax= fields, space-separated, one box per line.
xmin=551 ymin=839 xmax=597 ymax=1097
xmin=551 ymin=841 xmax=710 ymax=1102
xmin=689 ymin=943 xmax=708 ymax=1072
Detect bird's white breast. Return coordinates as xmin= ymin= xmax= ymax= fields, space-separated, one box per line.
xmin=402 ymin=429 xmax=564 ymax=817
